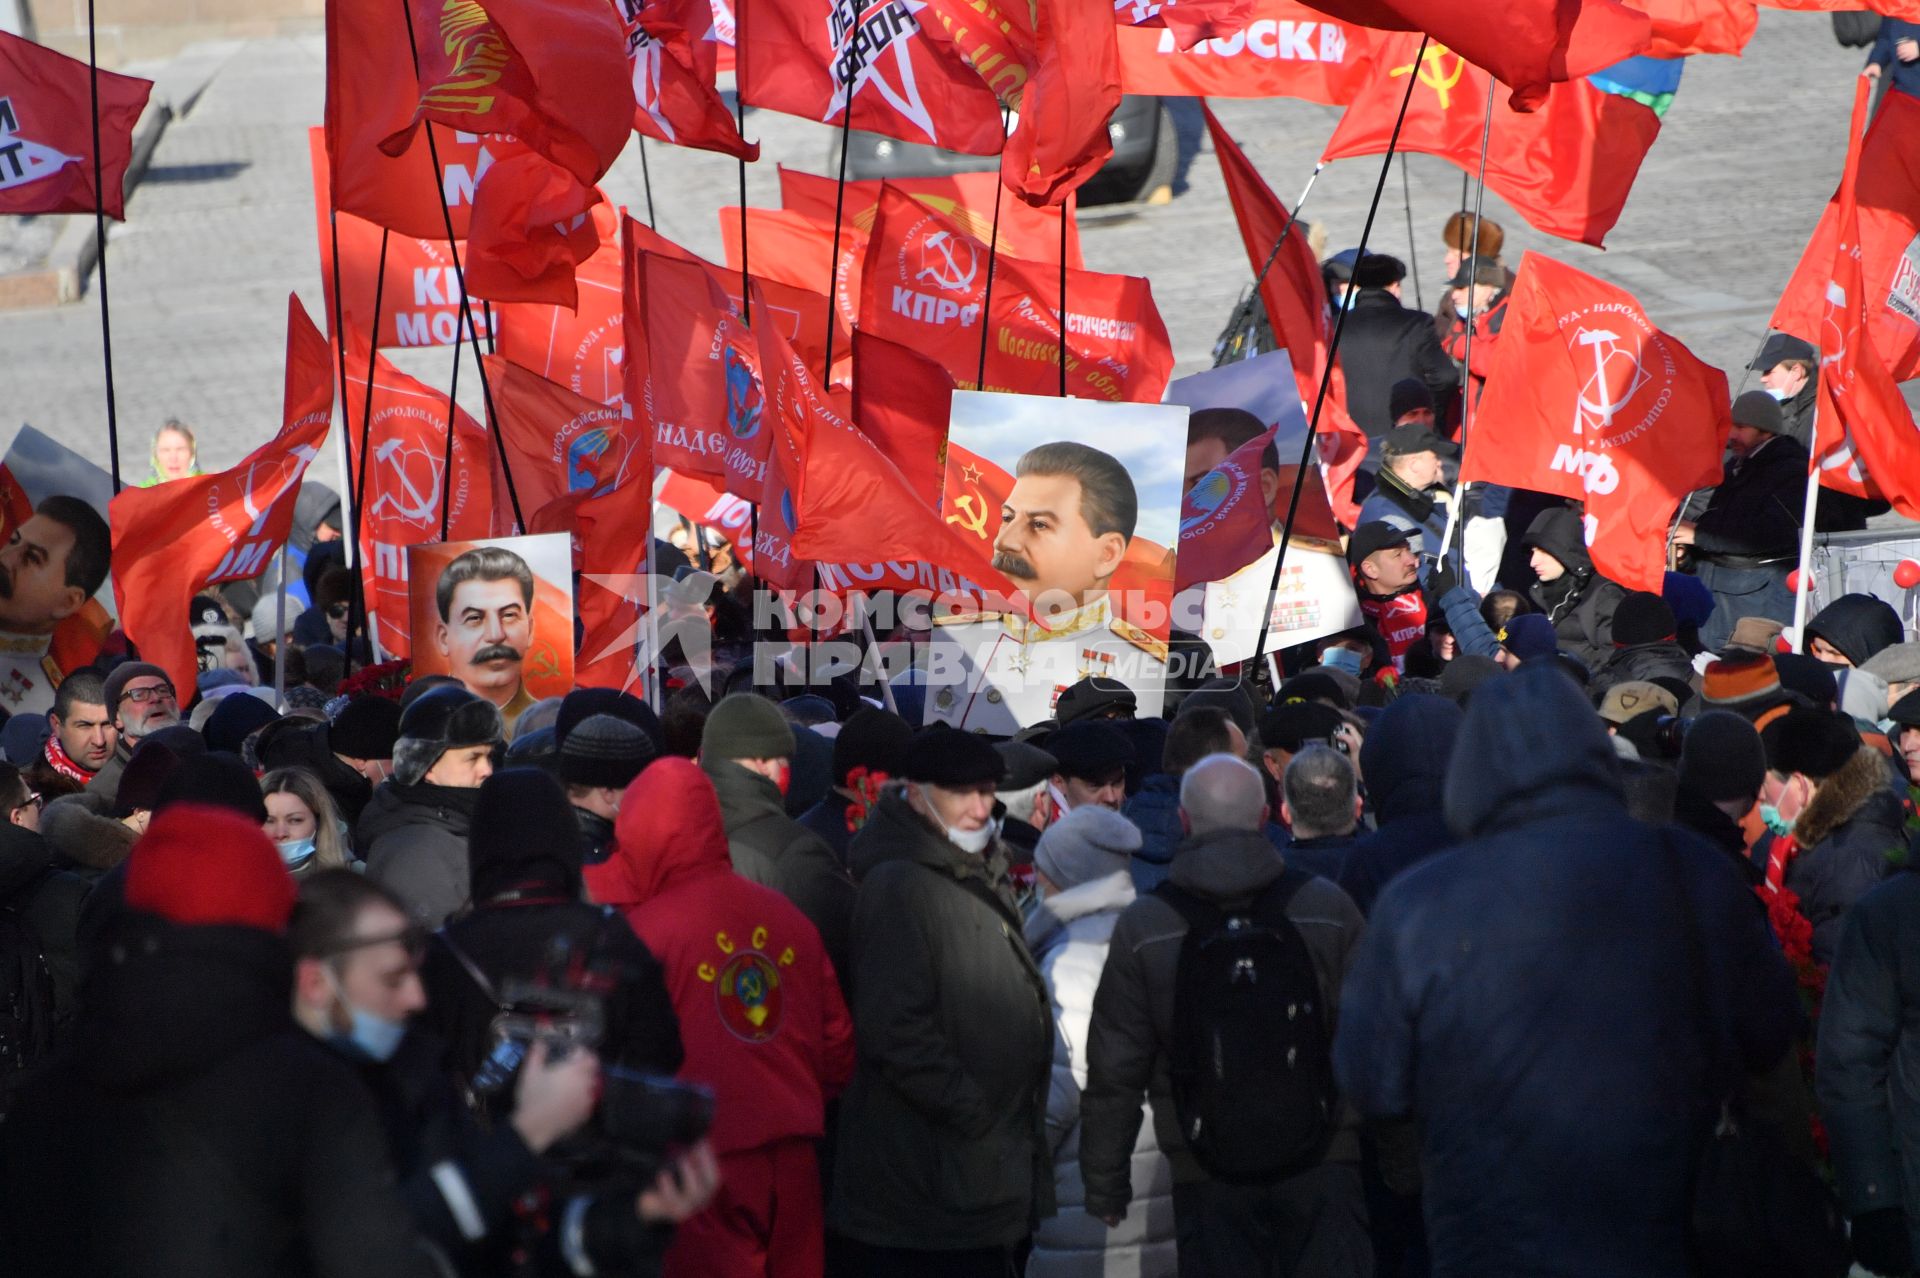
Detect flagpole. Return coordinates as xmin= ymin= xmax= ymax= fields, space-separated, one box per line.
xmin=976 ymin=107 xmax=1013 ymax=389
xmin=735 ymin=88 xmax=751 ymax=323
xmin=86 ymin=0 xmax=123 ymax=493
xmin=1211 ymin=160 xmax=1323 ymax=368
xmin=326 ymin=209 xmax=358 ymax=573
xmin=1439 ymin=73 xmax=1497 ymax=561
xmin=821 ymin=99 xmax=858 ymax=380
xmin=638 ymin=136 xmax=658 ymax=229
xmin=1058 ymin=213 xmax=1068 ymax=396
xmin=438 ymin=324 xmax=463 ymax=541
xmin=1401 ymin=155 xmax=1422 ymax=313
xmin=273 ymin=542 xmax=290 ymax=707
xmin=346 ymin=226 xmax=391 ymax=675
xmin=1792 ymin=452 xmax=1821 ymax=649
xmin=1244 ymin=35 xmax=1431 ymax=677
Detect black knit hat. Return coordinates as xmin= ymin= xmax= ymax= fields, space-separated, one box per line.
xmin=832 ymin=707 xmax=915 ymax=786
xmin=1760 ymin=707 xmax=1860 ymax=780
xmin=155 ymin=752 xmax=270 ymax=823
xmin=1612 ymin=592 xmax=1678 ymax=647
xmin=1679 ymin=712 xmax=1767 ymax=804
xmin=204 ymin=693 xmax=278 ymax=756
xmin=1772 ymin=653 xmax=1839 ymax=710
xmin=1388 ymin=378 xmax=1435 ymax=423
xmin=903 ymin=726 xmax=1007 ymax=787
xmin=330 ymin=696 xmax=402 ymax=760
xmin=115 ymin=740 xmax=182 ymax=817
xmin=1889 ymin=689 xmax=1920 ymax=730
xmin=469 ymin=767 xmax=580 ymax=902
xmin=555 ymin=686 xmax=662 ymax=752
xmin=1353 ymin=252 xmax=1406 ymax=290
xmin=557 ymin=714 xmax=655 ymax=790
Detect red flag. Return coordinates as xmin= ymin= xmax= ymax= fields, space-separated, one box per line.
xmin=1117 ymin=0 xmax=1257 ymax=49
xmin=1116 ymin=0 xmax=1382 ymax=103
xmin=1292 ymin=0 xmax=1651 ymax=110
xmin=858 ymin=184 xmax=1175 ymax=402
xmin=1322 ymin=37 xmax=1662 ymax=248
xmin=1460 ymin=252 xmax=1728 ymax=592
xmin=615 ymin=0 xmax=759 ymax=159
xmin=720 ymin=207 xmax=866 ymax=335
xmin=341 ymin=328 xmax=495 ymax=656
xmin=492 ymin=237 xmax=627 ymax=405
xmin=1175 ymin=426 xmax=1280 ymax=590
xmin=852 ymin=329 xmax=952 ymax=509
xmin=109 ymin=297 xmax=334 ymax=694
xmin=778 ymin=167 xmax=1083 ymax=266
xmin=738 ymin=0 xmax=1005 ymax=154
xmin=0 ymin=33 xmax=152 ymax=219
xmin=485 ymin=354 xmax=643 ymax=522
xmin=382 ymin=0 xmax=634 ymax=186
xmin=462 ymin=156 xmax=608 ymax=308
xmin=1810 ymin=77 xmax=1920 ymax=517
xmin=1772 ymin=87 xmax=1920 ymax=384
xmin=1623 ymin=0 xmax=1756 ymax=57
xmin=659 ymin=469 xmax=755 ymax=565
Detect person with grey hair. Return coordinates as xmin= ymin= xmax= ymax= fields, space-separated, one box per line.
xmin=1281 ymin=745 xmax=1363 ymax=884
xmin=1082 ymin=754 xmax=1369 ymax=1276
xmin=433 ymin=545 xmax=539 ymax=722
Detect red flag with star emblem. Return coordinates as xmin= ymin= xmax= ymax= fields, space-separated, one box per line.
xmin=614 ymin=0 xmax=759 ymax=159
xmin=0 ymin=32 xmax=152 ymax=219
xmin=110 ymin=297 xmax=334 ymax=695
xmin=1460 ymin=252 xmax=1728 ymax=592
xmin=1116 ymin=0 xmax=1383 ymax=103
xmin=1322 ymin=35 xmax=1662 ymax=247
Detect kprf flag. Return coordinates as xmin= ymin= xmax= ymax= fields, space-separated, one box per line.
xmin=341 ymin=327 xmax=494 ymax=656
xmin=0 ymin=32 xmax=152 ymax=218
xmin=1116 ymin=0 xmax=1381 ymax=104
xmin=616 ymin=0 xmax=759 ymax=160
xmin=110 ymin=297 xmax=333 ymax=695
xmin=778 ymin=167 xmax=1083 ymax=267
xmin=1773 ymin=87 xmax=1920 ymax=385
xmin=1293 ymin=0 xmax=1651 ymax=110
xmin=738 ymin=0 xmax=1005 ymax=154
xmin=1461 ymin=252 xmax=1728 ymax=592
xmin=485 ymin=354 xmax=642 ymax=521
xmin=1322 ymin=36 xmax=1663 ymax=248
xmin=859 ymin=183 xmax=1174 ymax=402
xmin=1810 ymin=77 xmax=1920 ymax=518
xmin=492 ymin=236 xmax=625 ymax=407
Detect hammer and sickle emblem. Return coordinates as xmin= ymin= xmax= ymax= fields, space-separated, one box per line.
xmin=946 ymin=493 xmax=991 ymax=539
xmin=1388 ymin=43 xmax=1466 ymax=110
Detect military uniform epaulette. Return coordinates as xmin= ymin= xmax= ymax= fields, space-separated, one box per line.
xmin=1109 ymin=616 xmax=1168 ymax=663
xmin=933 ymin=611 xmax=1004 ymax=628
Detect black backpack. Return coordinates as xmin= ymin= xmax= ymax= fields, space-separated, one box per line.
xmin=1155 ymin=870 xmax=1337 ymax=1184
xmin=0 ymin=902 xmax=55 ymax=1106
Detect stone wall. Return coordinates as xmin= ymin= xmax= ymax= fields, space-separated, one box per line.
xmin=21 ymin=0 xmax=320 ymax=66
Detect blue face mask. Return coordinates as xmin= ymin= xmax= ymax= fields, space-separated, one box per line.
xmin=1758 ymin=802 xmax=1795 ymax=838
xmin=1321 ymin=646 xmax=1365 ymax=678
xmin=1454 ymin=302 xmax=1473 ymax=320
xmin=325 ymin=971 xmax=407 ymax=1063
xmin=277 ymin=836 xmax=317 ymax=870
xmin=1765 ymin=385 xmax=1793 ymax=402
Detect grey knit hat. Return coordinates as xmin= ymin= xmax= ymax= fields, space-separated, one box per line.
xmin=558 ymin=713 xmax=655 ymax=791
xmin=1034 ymin=806 xmax=1142 ymax=890
xmin=701 ymin=693 xmax=796 ymax=761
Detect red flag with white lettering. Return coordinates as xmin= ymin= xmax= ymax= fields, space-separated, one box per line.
xmin=1460 ymin=252 xmax=1728 ymax=592
xmin=1116 ymin=0 xmax=1381 ymax=103
xmin=485 ymin=354 xmax=645 ymax=523
xmin=614 ymin=0 xmax=760 ymax=159
xmin=492 ymin=237 xmax=627 ymax=406
xmin=0 ymin=32 xmax=152 ymax=219
xmin=778 ymin=167 xmax=1083 ymax=266
xmin=1115 ymin=0 xmax=1257 ymax=49
xmin=110 ymin=297 xmax=333 ymax=695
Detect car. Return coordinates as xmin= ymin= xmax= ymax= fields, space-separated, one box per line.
xmin=837 ymin=95 xmax=1177 ymax=206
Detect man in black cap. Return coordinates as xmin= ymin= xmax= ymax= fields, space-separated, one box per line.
xmin=1054 ymin=675 xmax=1138 ymax=727
xmin=1356 ymin=424 xmax=1455 ymax=565
xmin=833 ymin=727 xmax=1054 ymax=1274
xmin=557 ymin=713 xmax=656 ymax=866
xmin=1332 ymin=253 xmax=1459 ymax=446
xmin=995 ymin=739 xmax=1060 ymax=861
xmin=1047 ymin=720 xmax=1135 ymax=813
xmin=1751 ymin=332 xmax=1818 ymax=448
xmin=1348 ymin=521 xmax=1428 ymax=671
xmin=798 ymin=707 xmax=916 ymax=869
xmin=330 ymin=695 xmax=402 ymax=787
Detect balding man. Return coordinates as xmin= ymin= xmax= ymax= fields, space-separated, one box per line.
xmin=1081 ymin=755 xmax=1369 ymax=1278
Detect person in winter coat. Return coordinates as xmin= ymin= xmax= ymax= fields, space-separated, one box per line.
xmin=0 ymin=806 xmax=437 ymax=1278
xmin=40 ymin=787 xmax=139 ymax=883
xmin=1588 ymin=593 xmax=1696 ymax=695
xmin=1082 ymin=754 xmax=1369 ymax=1277
xmin=1334 ymin=663 xmax=1802 ymax=1277
xmin=1279 ymin=745 xmax=1363 ymax=884
xmin=0 ymin=762 xmax=87 ymax=1047
xmin=1354 ymin=425 xmax=1454 ymax=567
xmin=586 ymin=757 xmax=855 ymax=1278
xmin=833 ymin=728 xmax=1055 ymax=1276
xmin=1521 ymin=506 xmax=1626 ymax=670
xmin=1673 ymin=713 xmax=1768 ymax=877
xmin=555 ymin=713 xmax=655 ymax=869
xmin=1337 ymin=694 xmax=1462 ymax=918
xmin=361 ymin=686 xmax=504 ymax=927
xmin=1124 ymin=706 xmax=1243 ymax=894
xmin=1335 ymin=254 xmax=1460 ymax=447
xmin=797 ymin=708 xmax=914 ymax=870
xmin=1759 ymin=707 xmax=1904 ymax=966
xmin=1805 ymin=593 xmax=1905 ymax=669
xmin=700 ymin=694 xmax=857 ymax=985
xmin=1025 ymin=807 xmax=1176 ymax=1278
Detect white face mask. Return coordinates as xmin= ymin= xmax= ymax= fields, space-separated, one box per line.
xmin=1453 ymin=302 xmax=1473 ymax=320
xmin=1765 ymin=385 xmax=1793 ymax=402
xmin=917 ymin=784 xmax=995 ymax=854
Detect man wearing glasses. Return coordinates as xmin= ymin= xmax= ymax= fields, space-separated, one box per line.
xmin=85 ymin=662 xmax=181 ymax=806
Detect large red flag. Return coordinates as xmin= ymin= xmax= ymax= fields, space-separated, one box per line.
xmin=1809 ymin=77 xmax=1920 ymax=517
xmin=737 ymin=0 xmax=1005 ymax=154
xmin=658 ymin=469 xmax=755 ymax=565
xmin=492 ymin=237 xmax=626 ymax=405
xmin=1116 ymin=0 xmax=1382 ymax=103
xmin=1623 ymin=0 xmax=1756 ymax=57
xmin=0 ymin=32 xmax=152 ymax=219
xmin=616 ymin=0 xmax=759 ymax=159
xmin=1772 ymin=88 xmax=1920 ymax=385
xmin=859 ymin=184 xmax=1174 ymax=402
xmin=484 ymin=354 xmax=644 ymax=520
xmin=852 ymin=329 xmax=951 ymax=509
xmin=341 ymin=329 xmax=494 ymax=656
xmin=720 ymin=207 xmax=866 ymax=334
xmin=1291 ymin=0 xmax=1651 ymax=110
xmin=1322 ymin=37 xmax=1662 ymax=248
xmin=110 ymin=297 xmax=334 ymax=695
xmin=1460 ymin=252 xmax=1728 ymax=592
xmin=462 ymin=156 xmax=608 ymax=308
xmin=778 ymin=167 xmax=1083 ymax=266
xmin=1116 ymin=0 xmax=1256 ymax=48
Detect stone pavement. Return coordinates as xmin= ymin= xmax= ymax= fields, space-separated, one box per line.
xmin=0 ymin=11 xmax=1902 ymax=480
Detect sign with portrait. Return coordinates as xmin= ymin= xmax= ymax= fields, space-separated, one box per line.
xmin=408 ymin=533 xmax=576 ymax=727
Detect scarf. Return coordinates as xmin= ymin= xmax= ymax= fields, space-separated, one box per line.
xmin=44 ymin=735 xmax=90 ymax=786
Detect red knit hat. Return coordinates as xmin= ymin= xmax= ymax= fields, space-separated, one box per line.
xmin=125 ymin=804 xmax=297 ymax=935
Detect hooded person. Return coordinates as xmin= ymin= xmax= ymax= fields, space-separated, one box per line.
xmin=581 ymin=757 xmax=853 ymax=1278
xmin=1023 ymin=807 xmax=1177 ymax=1278
xmin=1333 ymin=662 xmax=1802 ymax=1277
xmin=833 ymin=727 xmax=1056 ymax=1267
xmin=1759 ymin=707 xmax=1904 ymax=966
xmin=1521 ymin=506 xmax=1626 ymax=670
xmin=1805 ymin=594 xmax=1905 ymax=669
xmin=359 ymin=685 xmax=505 ymax=927
xmin=797 ymin=707 xmax=916 ymax=868
xmin=1337 ymin=693 xmax=1464 ymax=917
xmin=1589 ymin=593 xmax=1696 ymax=696
xmin=0 ymin=806 xmax=434 ymax=1278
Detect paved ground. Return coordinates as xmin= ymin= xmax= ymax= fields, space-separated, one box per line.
xmin=0 ymin=10 xmax=1904 ymax=480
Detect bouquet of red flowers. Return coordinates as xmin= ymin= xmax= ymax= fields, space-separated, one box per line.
xmin=336 ymin=659 xmax=411 ymax=702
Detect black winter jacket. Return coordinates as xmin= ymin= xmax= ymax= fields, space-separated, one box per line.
xmin=1590 ymin=641 xmax=1696 ymax=696
xmin=1525 ymin=507 xmax=1627 ymax=669
xmin=1337 ymin=693 xmax=1463 ymax=917
xmin=1693 ymin=435 xmax=1816 ymax=562
xmin=0 ymin=821 xmax=88 ymax=1043
xmin=1782 ymin=745 xmax=1905 ymax=967
xmin=1339 ymin=290 xmax=1461 ymax=438
xmin=360 ymin=782 xmax=481 ymax=927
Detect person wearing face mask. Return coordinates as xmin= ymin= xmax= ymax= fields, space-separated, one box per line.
xmin=835 ymin=727 xmax=1055 ymax=1277
xmin=700 ymin=693 xmax=856 ymax=990
xmin=1749 ymin=333 xmax=1820 ymax=448
xmin=262 ymin=766 xmax=353 ymax=876
xmin=1045 ymin=720 xmax=1136 ymax=816
xmin=1758 ymin=706 xmax=1903 ymax=966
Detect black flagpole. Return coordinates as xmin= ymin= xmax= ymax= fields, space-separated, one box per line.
xmin=821 ymin=102 xmax=857 ymax=380
xmin=1057 ymin=209 xmax=1068 ymax=396
xmin=347 ymin=227 xmax=390 ymax=671
xmin=86 ymin=0 xmax=122 ymax=493
xmin=975 ymin=107 xmax=1012 ymax=390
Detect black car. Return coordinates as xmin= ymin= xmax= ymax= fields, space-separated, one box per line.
xmin=838 ymin=95 xmax=1175 ymax=206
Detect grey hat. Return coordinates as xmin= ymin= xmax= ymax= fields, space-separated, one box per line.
xmin=1862 ymin=642 xmax=1920 ymax=688
xmin=1034 ymin=806 xmax=1142 ymax=891
xmin=558 ymin=713 xmax=655 ymax=791
xmin=250 ymin=594 xmax=304 ymax=645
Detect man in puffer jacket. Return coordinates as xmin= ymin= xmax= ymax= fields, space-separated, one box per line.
xmin=1025 ymin=807 xmax=1176 ymax=1278
xmin=1521 ymin=506 xmax=1627 ymax=670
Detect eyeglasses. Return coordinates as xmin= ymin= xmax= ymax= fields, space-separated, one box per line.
xmin=119 ymin=683 xmax=176 ymax=706
xmin=327 ymin=604 xmax=350 ymax=620
xmin=12 ymin=792 xmax=41 ymax=813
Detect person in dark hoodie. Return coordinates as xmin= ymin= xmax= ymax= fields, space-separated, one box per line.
xmin=0 ymin=805 xmax=435 ymax=1278
xmin=1124 ymin=705 xmax=1243 ymax=893
xmin=1588 ymin=592 xmax=1696 ymax=696
xmin=1334 ymin=662 xmax=1801 ymax=1278
xmin=1672 ymin=712 xmax=1767 ymax=877
xmin=1336 ymin=693 xmax=1463 ymax=918
xmin=1805 ymin=593 xmax=1905 ymax=669
xmin=1521 ymin=506 xmax=1626 ymax=670
xmin=798 ymin=707 xmax=915 ymax=869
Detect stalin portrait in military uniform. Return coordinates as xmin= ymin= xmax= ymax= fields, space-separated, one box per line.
xmin=927 ymin=441 xmax=1169 ymax=734
xmin=0 ymin=496 xmax=111 ymax=717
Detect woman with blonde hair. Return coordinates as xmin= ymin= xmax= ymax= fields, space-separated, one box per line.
xmin=261 ymin=766 xmax=352 ymax=876
xmin=139 ymin=419 xmax=201 ymax=486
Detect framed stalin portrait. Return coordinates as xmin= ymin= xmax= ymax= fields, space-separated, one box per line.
xmin=928 ymin=391 xmax=1189 ymax=733
xmin=408 ymin=533 xmax=576 ymax=727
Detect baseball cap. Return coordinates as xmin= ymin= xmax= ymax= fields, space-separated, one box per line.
xmin=1346 ymin=521 xmax=1411 ymax=570
xmin=1749 ymin=333 xmax=1816 ymax=371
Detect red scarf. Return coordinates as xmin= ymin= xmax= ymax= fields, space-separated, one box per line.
xmin=1357 ymin=587 xmax=1429 ymax=672
xmin=43 ymin=736 xmax=90 ymax=786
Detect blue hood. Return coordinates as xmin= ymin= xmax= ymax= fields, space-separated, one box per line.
xmin=1359 ymin=693 xmax=1463 ymax=824
xmin=1443 ymin=662 xmax=1624 ymax=839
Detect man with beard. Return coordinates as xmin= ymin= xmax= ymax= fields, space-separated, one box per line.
xmin=433 ymin=547 xmax=539 ymax=723
xmin=0 ymin=496 xmax=111 ymax=719
xmin=87 ymin=661 xmax=183 ymax=805
xmin=929 ymin=442 xmax=1168 ymax=733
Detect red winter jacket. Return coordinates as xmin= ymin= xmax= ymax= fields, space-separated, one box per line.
xmin=585 ymin=758 xmax=854 ymax=1157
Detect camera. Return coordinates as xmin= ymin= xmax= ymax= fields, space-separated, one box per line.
xmin=1651 ymin=715 xmax=1692 ymax=759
